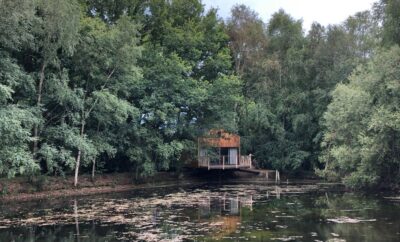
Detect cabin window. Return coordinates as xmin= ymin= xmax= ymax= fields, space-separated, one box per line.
xmin=200 ymin=148 xmax=207 ymax=157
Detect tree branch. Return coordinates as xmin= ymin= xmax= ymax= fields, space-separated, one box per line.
xmin=86 ymin=68 xmax=116 ymax=117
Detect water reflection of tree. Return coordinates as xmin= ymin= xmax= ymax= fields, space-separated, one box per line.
xmin=1 ymin=188 xmax=399 ymax=242
xmin=0 ymin=198 xmax=121 ymax=242
xmin=312 ymin=193 xmax=400 ymax=241
xmin=315 ymin=193 xmax=379 ymax=218
xmin=74 ymin=199 xmax=80 ymax=242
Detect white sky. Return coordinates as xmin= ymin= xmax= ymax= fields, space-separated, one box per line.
xmin=202 ymin=0 xmax=377 ymax=32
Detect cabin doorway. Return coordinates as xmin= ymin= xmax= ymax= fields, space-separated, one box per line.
xmin=221 ymin=148 xmax=238 ymax=165
xmin=229 ymin=149 xmax=238 ymax=165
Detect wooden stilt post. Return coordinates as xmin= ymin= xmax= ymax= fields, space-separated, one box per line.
xmin=275 ymin=170 xmax=280 ymax=183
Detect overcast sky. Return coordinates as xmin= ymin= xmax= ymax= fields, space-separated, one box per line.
xmin=202 ymin=0 xmax=377 ymax=32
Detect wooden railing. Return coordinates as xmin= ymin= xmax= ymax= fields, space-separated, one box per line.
xmin=239 ymin=155 xmax=252 ymax=168
xmin=198 ymin=155 xmax=252 ymax=169
xmin=198 ymin=156 xmax=210 ymax=168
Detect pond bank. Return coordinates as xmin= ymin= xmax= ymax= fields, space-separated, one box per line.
xmin=0 ymin=172 xmax=193 ymax=202
xmin=0 ymin=170 xmax=338 ymax=202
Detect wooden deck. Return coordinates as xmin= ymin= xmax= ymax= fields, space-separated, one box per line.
xmin=203 ymin=164 xmax=252 ymax=170
xmin=197 ymin=155 xmax=281 ymax=182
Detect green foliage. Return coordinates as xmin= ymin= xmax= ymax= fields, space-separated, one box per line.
xmin=227 ymin=4 xmax=267 ymax=76
xmin=376 ymin=0 xmax=400 ymax=46
xmin=319 ymin=46 xmax=400 ymax=189
xmin=0 ymin=106 xmax=40 ymax=177
xmin=39 ymin=144 xmax=75 ymax=175
xmin=0 ymin=0 xmax=398 ymax=191
xmin=127 ymin=0 xmax=238 ymax=176
xmin=156 ymin=141 xmax=184 ymax=170
xmin=201 ymin=74 xmax=243 ymax=132
xmin=35 ymin=0 xmax=81 ymax=62
xmin=0 ymin=0 xmax=36 ymax=50
xmin=234 ymin=5 xmax=384 ymax=176
xmin=0 ymin=52 xmax=39 ymax=178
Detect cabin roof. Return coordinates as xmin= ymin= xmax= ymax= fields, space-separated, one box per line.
xmin=198 ymin=129 xmax=240 ymax=148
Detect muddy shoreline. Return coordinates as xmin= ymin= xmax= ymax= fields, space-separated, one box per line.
xmin=0 ymin=170 xmax=340 ymax=202
xmin=0 ymin=172 xmax=198 ymax=202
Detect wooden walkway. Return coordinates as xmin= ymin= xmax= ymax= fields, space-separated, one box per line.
xmin=197 ymin=154 xmax=281 ymax=182
xmin=239 ymin=168 xmax=280 ymax=182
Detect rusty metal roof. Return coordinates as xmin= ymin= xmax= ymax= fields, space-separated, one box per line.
xmin=198 ymin=129 xmax=240 ymax=148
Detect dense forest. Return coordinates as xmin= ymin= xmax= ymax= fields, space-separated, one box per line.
xmin=0 ymin=0 xmax=399 ymax=189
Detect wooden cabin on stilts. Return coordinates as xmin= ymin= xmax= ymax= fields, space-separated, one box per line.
xmin=197 ymin=130 xmax=252 ymax=170
xmin=196 ymin=129 xmax=281 ymax=182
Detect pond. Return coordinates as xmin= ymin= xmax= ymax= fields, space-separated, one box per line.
xmin=0 ymin=183 xmax=399 ymax=241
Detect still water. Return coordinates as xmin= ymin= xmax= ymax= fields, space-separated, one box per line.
xmin=0 ymin=183 xmax=399 ymax=241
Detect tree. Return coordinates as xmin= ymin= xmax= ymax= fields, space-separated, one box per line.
xmin=0 ymin=0 xmax=36 ymax=51
xmin=66 ymin=15 xmax=141 ymax=186
xmin=226 ymin=5 xmax=268 ymax=77
xmin=127 ymin=0 xmax=239 ymax=175
xmin=31 ymin=0 xmax=81 ymax=154
xmin=83 ymin=0 xmax=146 ymax=23
xmin=374 ymin=0 xmax=400 ymax=46
xmin=319 ymin=46 xmax=400 ymax=189
xmin=0 ymin=56 xmax=40 ymax=178
xmin=0 ymin=0 xmax=39 ymax=177
xmin=236 ymin=8 xmax=311 ymax=172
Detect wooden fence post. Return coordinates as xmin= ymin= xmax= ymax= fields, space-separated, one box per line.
xmin=236 ymin=156 xmax=238 ymax=169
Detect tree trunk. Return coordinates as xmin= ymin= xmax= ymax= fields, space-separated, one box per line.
xmin=91 ymin=122 xmax=100 ymax=182
xmin=74 ymin=149 xmax=82 ymax=187
xmin=91 ymin=158 xmax=96 ymax=182
xmin=74 ymin=111 xmax=85 ymax=187
xmin=33 ymin=62 xmax=46 ymax=154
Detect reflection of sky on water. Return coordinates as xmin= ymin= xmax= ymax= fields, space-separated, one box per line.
xmin=0 ymin=184 xmax=399 ymax=241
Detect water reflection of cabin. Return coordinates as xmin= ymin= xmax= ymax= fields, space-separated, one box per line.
xmin=199 ymin=195 xmax=253 ymax=216
xmin=197 ymin=195 xmax=253 ymax=240
xmin=197 ymin=130 xmax=251 ymax=170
